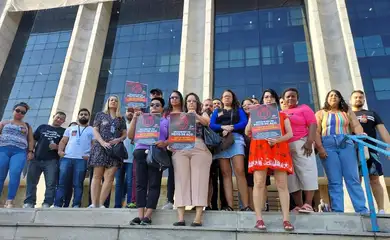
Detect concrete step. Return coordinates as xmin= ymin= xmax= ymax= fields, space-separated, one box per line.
xmin=0 ymin=208 xmax=389 ymax=240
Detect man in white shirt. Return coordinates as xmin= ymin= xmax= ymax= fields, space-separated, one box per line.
xmin=114 ymin=107 xmax=136 ymax=208
xmin=54 ymin=108 xmax=94 ymax=208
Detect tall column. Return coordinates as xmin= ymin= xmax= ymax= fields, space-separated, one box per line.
xmin=305 ymin=0 xmax=365 ymax=101
xmin=178 ymin=0 xmax=214 ymax=100
xmin=0 ymin=0 xmax=23 ymax=78
xmin=49 ymin=2 xmax=112 ymax=125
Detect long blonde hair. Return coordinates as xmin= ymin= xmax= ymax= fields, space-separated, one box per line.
xmin=103 ymin=95 xmax=122 ymax=118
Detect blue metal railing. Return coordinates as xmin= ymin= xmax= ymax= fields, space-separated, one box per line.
xmin=347 ymin=135 xmax=390 ymax=233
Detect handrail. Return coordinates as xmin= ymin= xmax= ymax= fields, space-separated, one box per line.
xmin=347 ymin=135 xmax=390 ymax=233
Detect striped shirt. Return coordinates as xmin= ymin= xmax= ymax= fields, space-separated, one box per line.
xmin=0 ymin=123 xmax=28 ymax=149
xmin=321 ymin=110 xmax=350 ymax=136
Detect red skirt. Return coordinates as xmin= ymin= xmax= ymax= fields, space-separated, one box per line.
xmin=248 ymin=139 xmax=293 ymax=175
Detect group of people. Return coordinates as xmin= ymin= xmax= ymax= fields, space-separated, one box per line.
xmin=0 ymin=87 xmax=389 ymax=232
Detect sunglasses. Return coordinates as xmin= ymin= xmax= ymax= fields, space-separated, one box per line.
xmin=150 ymin=103 xmax=162 ymax=108
xmin=15 ymin=109 xmax=26 ymax=115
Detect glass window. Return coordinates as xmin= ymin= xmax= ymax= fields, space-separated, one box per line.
xmin=214 ymin=3 xmax=316 ymax=110
xmin=92 ymin=0 xmax=183 ymax=116
xmin=0 ymin=7 xmax=77 ymax=129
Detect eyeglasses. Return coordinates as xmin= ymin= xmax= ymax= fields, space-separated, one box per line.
xmin=150 ymin=103 xmax=162 ymax=108
xmin=15 ymin=109 xmax=26 ymax=115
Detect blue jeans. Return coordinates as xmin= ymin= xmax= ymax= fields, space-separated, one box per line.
xmin=0 ymin=146 xmax=27 ymax=200
xmin=321 ymin=135 xmax=367 ymax=213
xmin=114 ymin=162 xmax=133 ymax=208
xmin=54 ymin=158 xmax=87 ymax=207
xmin=24 ymin=159 xmax=58 ymax=206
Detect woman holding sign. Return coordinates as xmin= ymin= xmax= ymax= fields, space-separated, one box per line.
xmin=210 ymin=90 xmax=250 ymax=211
xmin=128 ymin=97 xmax=169 ymax=225
xmin=245 ymin=89 xmax=294 ymax=231
xmin=171 ymin=93 xmax=212 ymax=227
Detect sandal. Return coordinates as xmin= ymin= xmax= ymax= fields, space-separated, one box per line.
xmin=291 ymin=206 xmax=301 ymax=213
xmin=283 ymin=221 xmax=294 ymax=231
xmin=255 ymin=220 xmax=267 ymax=230
xmin=299 ymin=203 xmax=314 ymax=213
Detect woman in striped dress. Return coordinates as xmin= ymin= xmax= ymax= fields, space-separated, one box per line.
xmin=314 ymin=90 xmax=367 ymax=213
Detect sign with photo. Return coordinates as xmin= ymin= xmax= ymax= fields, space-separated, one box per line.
xmin=124 ymin=81 xmax=148 ymax=108
xmin=169 ymin=112 xmax=196 ymax=150
xmin=134 ymin=114 xmax=161 ymax=145
xmin=250 ymin=103 xmax=282 ymax=140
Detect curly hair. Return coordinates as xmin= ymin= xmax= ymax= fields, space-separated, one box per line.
xmin=323 ymin=90 xmax=349 ymax=112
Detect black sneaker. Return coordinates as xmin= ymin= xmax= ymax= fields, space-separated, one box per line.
xmin=140 ymin=217 xmax=152 ymax=225
xmin=130 ymin=217 xmax=141 ymax=225
xmin=222 ymin=206 xmax=234 ymax=211
xmin=205 ymin=206 xmax=212 ymax=211
xmin=240 ymin=206 xmax=253 ymax=211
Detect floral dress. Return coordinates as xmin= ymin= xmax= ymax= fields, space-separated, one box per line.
xmin=248 ymin=112 xmax=293 ymax=175
xmin=89 ymin=112 xmax=126 ymax=168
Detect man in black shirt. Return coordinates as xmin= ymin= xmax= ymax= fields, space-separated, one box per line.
xmin=23 ymin=112 xmax=66 ymax=208
xmin=351 ymin=90 xmax=390 ymax=214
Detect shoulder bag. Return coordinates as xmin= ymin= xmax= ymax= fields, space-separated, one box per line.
xmin=146 ymin=145 xmax=171 ymax=171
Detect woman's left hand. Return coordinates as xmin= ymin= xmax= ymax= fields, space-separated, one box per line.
xmin=156 ymin=140 xmax=168 ymax=148
xmin=302 ymin=141 xmax=314 ymax=157
xmin=27 ymin=152 xmax=34 ymax=161
xmin=109 ymin=138 xmax=121 ymax=145
xmin=267 ymin=138 xmax=279 ymax=146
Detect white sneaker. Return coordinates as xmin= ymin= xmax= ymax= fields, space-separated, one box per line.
xmin=41 ymin=203 xmax=50 ymax=208
xmin=99 ymin=205 xmax=106 ymax=208
xmin=23 ymin=203 xmax=34 ymax=208
xmin=162 ymin=202 xmax=174 ymax=210
xmin=378 ymin=209 xmax=386 ymax=214
xmin=88 ymin=204 xmax=96 ymax=208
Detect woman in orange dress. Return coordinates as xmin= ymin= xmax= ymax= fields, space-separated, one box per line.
xmin=245 ymin=89 xmax=294 ymax=231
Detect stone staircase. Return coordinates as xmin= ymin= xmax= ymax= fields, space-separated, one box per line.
xmin=1 ymin=208 xmax=390 ymax=240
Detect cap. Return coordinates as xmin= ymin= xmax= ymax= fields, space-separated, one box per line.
xmin=150 ymin=88 xmax=163 ymax=95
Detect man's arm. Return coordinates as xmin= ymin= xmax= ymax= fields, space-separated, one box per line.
xmin=58 ymin=136 xmax=69 ymax=158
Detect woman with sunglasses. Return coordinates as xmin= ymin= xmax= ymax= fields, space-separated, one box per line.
xmin=246 ymin=89 xmax=294 ymax=231
xmin=0 ymin=102 xmax=34 ymax=208
xmin=128 ymin=97 xmax=169 ymax=225
xmin=161 ymin=90 xmax=184 ymax=210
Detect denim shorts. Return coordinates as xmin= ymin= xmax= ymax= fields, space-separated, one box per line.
xmin=213 ymin=133 xmax=245 ymax=160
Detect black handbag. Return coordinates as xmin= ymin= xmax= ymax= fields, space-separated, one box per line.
xmin=203 ymin=126 xmax=222 ymax=148
xmin=146 ymin=145 xmax=171 ymax=171
xmin=106 ymin=142 xmax=128 ymax=160
xmin=215 ymin=110 xmax=235 ymax=153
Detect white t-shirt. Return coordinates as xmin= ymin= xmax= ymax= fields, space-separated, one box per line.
xmin=64 ymin=125 xmax=94 ymax=159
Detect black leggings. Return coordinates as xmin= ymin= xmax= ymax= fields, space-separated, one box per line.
xmin=134 ymin=149 xmax=163 ymax=209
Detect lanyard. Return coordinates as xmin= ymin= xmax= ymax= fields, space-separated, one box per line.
xmin=78 ymin=126 xmax=87 ymax=138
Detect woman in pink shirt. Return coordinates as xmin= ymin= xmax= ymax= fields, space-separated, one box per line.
xmin=282 ymin=88 xmax=318 ymax=213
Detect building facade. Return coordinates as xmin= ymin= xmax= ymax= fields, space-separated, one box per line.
xmin=0 ymin=0 xmax=389 ymax=207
